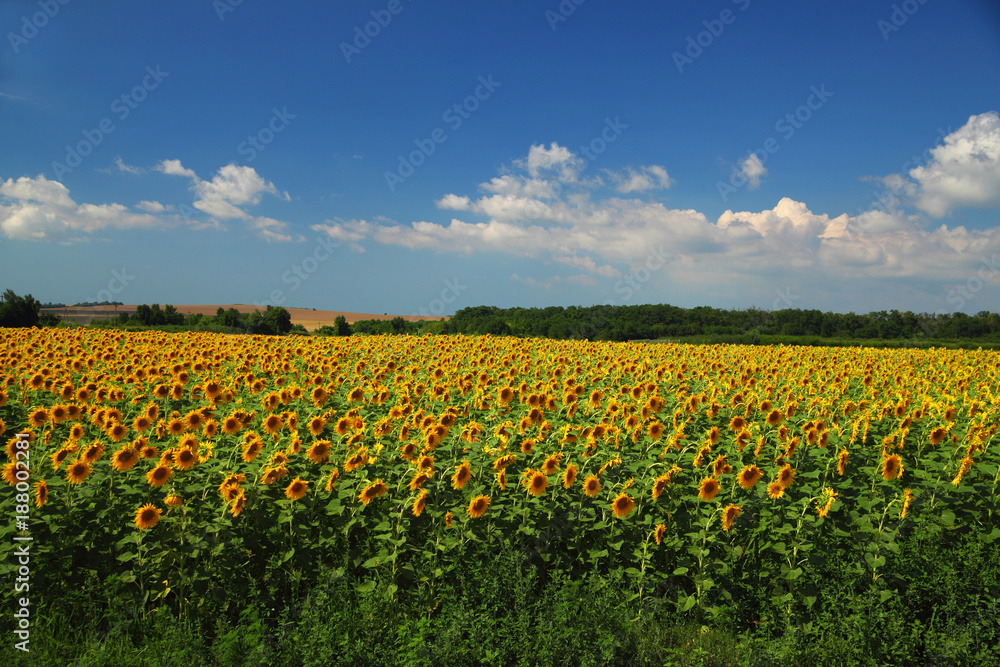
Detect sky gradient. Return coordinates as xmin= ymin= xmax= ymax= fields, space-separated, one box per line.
xmin=2 ymin=0 xmax=1000 ymax=317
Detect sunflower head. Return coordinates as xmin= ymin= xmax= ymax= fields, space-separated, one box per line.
xmin=583 ymin=474 xmax=602 ymax=498
xmin=721 ymin=504 xmax=742 ymax=531
xmin=737 ymin=465 xmax=762 ymax=490
xmin=698 ymin=477 xmax=720 ymax=502
xmin=611 ymin=492 xmax=636 ymax=519
xmin=285 ymin=476 xmax=308 ymax=501
xmin=466 ymin=495 xmax=490 ymax=519
xmin=133 ymin=503 xmax=162 ymax=530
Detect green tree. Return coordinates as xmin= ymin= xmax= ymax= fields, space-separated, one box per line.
xmin=0 ymin=289 xmax=41 ymax=327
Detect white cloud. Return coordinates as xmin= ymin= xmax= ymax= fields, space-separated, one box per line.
xmin=112 ymin=157 xmax=144 ymax=175
xmin=310 ymin=140 xmax=1000 ymax=311
xmin=606 ymin=165 xmax=674 ymax=193
xmin=156 ymin=159 xmax=293 ymax=240
xmin=137 ymin=200 xmax=168 ymax=213
xmin=517 ymin=143 xmax=584 ymax=182
xmin=250 ymin=217 xmax=304 ymax=243
xmin=436 ymin=194 xmax=471 ymax=210
xmin=156 ymin=159 xmax=197 ymax=179
xmin=883 ymin=111 xmax=1000 ymax=217
xmin=0 ymin=174 xmax=160 ymax=241
xmin=738 ymin=153 xmax=767 ymax=190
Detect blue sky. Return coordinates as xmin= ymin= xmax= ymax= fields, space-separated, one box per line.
xmin=2 ymin=0 xmax=999 ymax=317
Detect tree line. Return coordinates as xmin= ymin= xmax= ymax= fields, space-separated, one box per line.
xmin=441 ymin=304 xmax=1000 ymax=342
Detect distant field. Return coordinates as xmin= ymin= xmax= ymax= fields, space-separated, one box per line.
xmin=40 ymin=304 xmax=447 ymax=331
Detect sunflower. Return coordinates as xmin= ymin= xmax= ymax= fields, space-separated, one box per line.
xmin=837 ymin=448 xmax=849 ymax=476
xmin=767 ymin=481 xmax=785 ymax=500
xmin=50 ymin=404 xmax=68 ymax=423
xmin=542 ymin=453 xmax=561 ymax=476
xmin=698 ymin=477 xmax=720 ymax=502
xmin=261 ymin=466 xmax=288 ymax=485
xmin=647 ymin=422 xmax=665 ymax=440
xmin=262 ymin=413 xmax=283 ymax=436
xmin=106 ymin=422 xmax=128 ymax=443
xmin=133 ymin=415 xmax=152 ymax=433
xmin=2 ymin=462 xmax=19 ymax=486
xmin=50 ymin=446 xmax=73 ymax=471
xmin=729 ymin=415 xmax=746 ymax=432
xmin=174 ymin=447 xmax=198 ymax=471
xmin=583 ymin=474 xmax=602 ymax=498
xmin=611 ymin=492 xmax=636 ymax=519
xmin=654 ymin=522 xmax=666 ymax=545
xmin=166 ymin=419 xmax=186 ymax=437
xmin=133 ymin=503 xmax=162 ymax=530
xmin=28 ymin=408 xmax=48 ymax=429
xmin=81 ymin=441 xmax=105 ymax=464
xmin=223 ymin=416 xmax=242 ymax=436
xmin=304 ymin=440 xmax=331 ymax=465
xmin=777 ymin=464 xmax=796 ymax=489
xmin=766 ymin=409 xmax=783 ymax=427
xmin=736 ymin=465 xmax=763 ymax=490
xmin=164 ymin=494 xmax=183 ymax=507
xmin=241 ymin=438 xmax=263 ymax=464
xmin=69 ymin=423 xmax=85 ymax=441
xmin=495 ymin=468 xmax=507 ymax=490
xmin=220 ymin=484 xmax=243 ymax=502
xmin=721 ymin=504 xmax=742 ymax=531
xmin=451 ymin=460 xmax=473 ymax=490
xmin=285 ymin=476 xmax=308 ymax=501
xmin=467 ymin=495 xmax=490 ymax=519
xmin=111 ymin=445 xmax=140 ymax=472
xmin=900 ymin=488 xmax=914 ymax=519
xmin=929 ymin=427 xmax=947 ymax=446
xmin=140 ymin=443 xmax=159 ymax=459
xmin=34 ymin=480 xmax=48 ymax=508
xmin=881 ymin=454 xmax=902 ymax=481
xmin=66 ymin=460 xmax=92 ymax=485
xmin=562 ymin=463 xmax=578 ymax=489
xmin=816 ymin=487 xmax=836 ymax=518
xmin=358 ymin=479 xmax=388 ymax=505
xmin=712 ymin=454 xmax=732 ymax=477
xmin=324 ymin=467 xmax=340 ymax=493
xmin=229 ymin=490 xmax=246 ymax=517
xmin=408 ymin=469 xmax=433 ymax=491
xmin=307 ymin=416 xmax=326 ymax=437
xmin=412 ymin=489 xmax=429 ymax=517
xmin=146 ymin=464 xmax=173 ymax=488
xmin=525 ymin=470 xmax=548 ymax=497
xmin=445 ymin=511 xmax=453 ymax=528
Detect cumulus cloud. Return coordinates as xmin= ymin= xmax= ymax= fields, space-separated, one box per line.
xmin=157 ymin=159 xmax=296 ymax=241
xmin=882 ymin=112 xmax=1000 ymax=217
xmin=0 ymin=174 xmax=161 ymax=241
xmin=308 ymin=139 xmax=1000 ymax=310
xmin=739 ymin=153 xmax=767 ymax=190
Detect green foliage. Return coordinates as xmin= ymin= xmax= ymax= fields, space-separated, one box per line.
xmin=443 ymin=304 xmax=1000 ymax=344
xmin=0 ymin=289 xmax=41 ymax=328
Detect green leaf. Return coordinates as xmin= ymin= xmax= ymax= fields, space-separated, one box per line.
xmin=681 ymin=595 xmax=696 ymax=612
xmin=673 ymin=567 xmax=689 ymax=576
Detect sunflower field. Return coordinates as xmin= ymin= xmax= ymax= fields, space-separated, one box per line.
xmin=2 ymin=327 xmax=999 ymax=664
